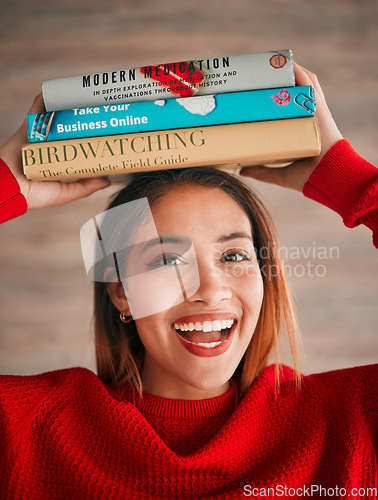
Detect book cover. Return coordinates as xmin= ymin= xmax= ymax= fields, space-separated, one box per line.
xmin=42 ymin=50 xmax=295 ymax=111
xmin=28 ymin=86 xmax=315 ymax=143
xmin=22 ymin=118 xmax=320 ymax=181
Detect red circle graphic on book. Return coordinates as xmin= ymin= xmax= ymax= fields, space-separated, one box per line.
xmin=270 ymin=54 xmax=287 ymax=69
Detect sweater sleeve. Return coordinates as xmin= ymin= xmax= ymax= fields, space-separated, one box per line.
xmin=305 ymin=364 xmax=378 ymax=452
xmin=0 ymin=369 xmax=76 ymax=452
xmin=0 ymin=157 xmax=28 ymax=224
xmin=303 ymin=139 xmax=378 ymax=249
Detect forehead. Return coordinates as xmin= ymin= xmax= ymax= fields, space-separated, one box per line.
xmin=148 ymin=183 xmax=252 ymax=239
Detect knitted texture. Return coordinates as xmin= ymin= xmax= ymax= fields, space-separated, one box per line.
xmin=120 ymin=381 xmax=238 ymax=456
xmin=303 ymin=139 xmax=378 ymax=249
xmin=0 ymin=158 xmax=27 ymax=224
xmin=0 ymin=364 xmax=377 ymax=499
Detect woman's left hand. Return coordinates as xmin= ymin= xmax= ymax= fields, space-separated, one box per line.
xmin=240 ymin=62 xmax=344 ymax=192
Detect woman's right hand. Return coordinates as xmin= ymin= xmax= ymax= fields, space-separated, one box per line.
xmin=0 ymin=94 xmax=110 ymax=210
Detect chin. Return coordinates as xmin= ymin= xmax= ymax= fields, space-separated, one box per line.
xmin=179 ymin=365 xmax=235 ymax=393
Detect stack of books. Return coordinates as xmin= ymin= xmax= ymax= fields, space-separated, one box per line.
xmin=22 ymin=50 xmax=320 ymax=181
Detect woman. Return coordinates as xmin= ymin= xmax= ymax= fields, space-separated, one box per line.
xmin=0 ymin=64 xmax=377 ymax=499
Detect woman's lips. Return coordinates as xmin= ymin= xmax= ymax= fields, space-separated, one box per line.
xmin=172 ymin=314 xmax=237 ymax=358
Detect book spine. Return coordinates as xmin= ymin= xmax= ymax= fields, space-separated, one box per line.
xmin=28 ymin=86 xmax=315 ymax=143
xmin=22 ymin=118 xmax=320 ymax=181
xmin=42 ymin=50 xmax=295 ymax=111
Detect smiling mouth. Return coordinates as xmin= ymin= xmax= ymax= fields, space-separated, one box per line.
xmin=173 ymin=319 xmax=235 ymax=348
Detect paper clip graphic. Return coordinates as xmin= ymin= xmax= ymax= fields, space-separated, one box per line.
xmin=29 ymin=112 xmax=55 ymax=141
xmin=294 ymin=86 xmax=316 ymax=114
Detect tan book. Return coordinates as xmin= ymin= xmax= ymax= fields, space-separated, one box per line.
xmin=22 ymin=117 xmax=320 ymax=181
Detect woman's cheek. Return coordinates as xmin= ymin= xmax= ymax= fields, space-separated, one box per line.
xmin=121 ymin=273 xmax=179 ymax=319
xmin=227 ymin=262 xmax=262 ymax=282
xmin=122 ymin=263 xmax=199 ymax=319
xmin=231 ymin=264 xmax=264 ymax=304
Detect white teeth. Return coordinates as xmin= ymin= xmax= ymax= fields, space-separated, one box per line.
xmin=212 ymin=320 xmax=222 ymax=331
xmin=202 ymin=321 xmax=212 ymax=332
xmin=196 ymin=341 xmax=222 ymax=348
xmin=174 ymin=318 xmax=235 ymax=332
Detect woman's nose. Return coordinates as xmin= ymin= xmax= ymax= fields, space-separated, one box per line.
xmin=186 ymin=260 xmax=232 ymax=306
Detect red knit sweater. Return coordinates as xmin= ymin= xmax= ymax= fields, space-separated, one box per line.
xmin=0 ymin=158 xmax=27 ymax=224
xmin=0 ymin=364 xmax=377 ymax=499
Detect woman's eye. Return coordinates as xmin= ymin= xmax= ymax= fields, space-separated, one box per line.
xmin=147 ymin=254 xmax=186 ymax=268
xmin=222 ymin=251 xmax=251 ymax=262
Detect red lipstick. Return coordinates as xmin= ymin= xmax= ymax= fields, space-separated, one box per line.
xmin=172 ymin=314 xmax=237 ymax=358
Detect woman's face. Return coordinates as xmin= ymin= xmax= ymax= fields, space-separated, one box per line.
xmin=126 ymin=184 xmax=264 ymax=399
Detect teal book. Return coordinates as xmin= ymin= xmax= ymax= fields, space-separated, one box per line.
xmin=27 ymin=86 xmax=315 ymax=143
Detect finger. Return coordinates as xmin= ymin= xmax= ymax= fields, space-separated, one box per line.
xmin=1 ymin=94 xmax=45 ymax=150
xmin=240 ymin=158 xmax=318 ymax=192
xmin=28 ymin=93 xmax=46 ymax=114
xmin=293 ymin=62 xmax=314 ymax=86
xmin=240 ymin=165 xmax=286 ymax=187
xmin=54 ymin=177 xmax=111 ymax=206
xmin=294 ymin=62 xmax=325 ymax=101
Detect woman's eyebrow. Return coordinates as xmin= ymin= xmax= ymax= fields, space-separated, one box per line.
xmin=217 ymin=232 xmax=253 ymax=243
xmin=140 ymin=235 xmax=188 ymax=254
xmin=140 ymin=232 xmax=252 ymax=254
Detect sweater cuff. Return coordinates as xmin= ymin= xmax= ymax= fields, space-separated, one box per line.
xmin=302 ymin=139 xmax=377 ymax=218
xmin=0 ymin=157 xmax=28 ymax=224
